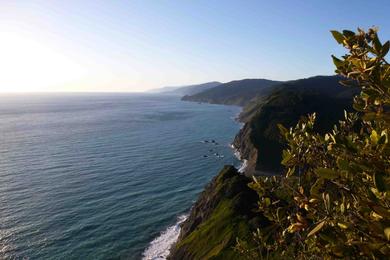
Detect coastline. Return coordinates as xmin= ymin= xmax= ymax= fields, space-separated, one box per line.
xmin=142 ymin=102 xmax=246 ymax=260
xmin=142 ymin=143 xmax=247 ymax=260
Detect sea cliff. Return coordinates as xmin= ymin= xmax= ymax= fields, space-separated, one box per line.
xmin=169 ymin=75 xmax=357 ymax=259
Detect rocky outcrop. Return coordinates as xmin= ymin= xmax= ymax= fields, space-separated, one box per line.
xmin=232 ymin=123 xmax=258 ymax=176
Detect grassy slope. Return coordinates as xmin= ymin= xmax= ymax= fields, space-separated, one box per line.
xmin=169 ymin=166 xmax=264 ymax=259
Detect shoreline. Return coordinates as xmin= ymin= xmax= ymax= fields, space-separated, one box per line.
xmin=142 ymin=214 xmax=188 ymax=260
xmin=142 ymin=142 xmax=247 ymax=260
xmin=142 ymin=102 xmax=245 ymax=260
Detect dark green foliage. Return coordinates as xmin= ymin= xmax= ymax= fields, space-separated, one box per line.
xmin=237 ymin=28 xmax=390 ymax=259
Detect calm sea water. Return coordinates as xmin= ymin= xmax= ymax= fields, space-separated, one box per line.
xmin=0 ymin=93 xmax=241 ymax=259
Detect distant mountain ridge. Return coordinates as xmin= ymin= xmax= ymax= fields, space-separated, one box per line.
xmin=182 ymin=78 xmax=282 ymax=106
xmin=148 ymin=81 xmax=222 ymax=96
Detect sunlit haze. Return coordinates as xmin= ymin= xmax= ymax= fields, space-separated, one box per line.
xmin=1 ymin=0 xmax=389 ymax=93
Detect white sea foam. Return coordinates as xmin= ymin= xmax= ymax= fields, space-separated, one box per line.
xmin=231 ymin=144 xmax=241 ymax=159
xmin=234 ymin=150 xmax=242 ymax=160
xmin=238 ymin=159 xmax=248 ymax=173
xmin=231 ymin=144 xmax=247 ymax=173
xmin=142 ymin=214 xmax=188 ymax=260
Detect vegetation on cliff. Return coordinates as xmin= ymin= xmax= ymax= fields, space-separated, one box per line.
xmin=236 ymin=28 xmax=390 ymax=259
xmin=169 ymin=166 xmax=260 ymax=259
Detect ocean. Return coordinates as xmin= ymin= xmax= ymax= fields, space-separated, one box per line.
xmin=0 ymin=93 xmax=241 ymax=259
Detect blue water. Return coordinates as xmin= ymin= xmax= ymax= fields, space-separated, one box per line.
xmin=0 ymin=94 xmax=241 ymax=259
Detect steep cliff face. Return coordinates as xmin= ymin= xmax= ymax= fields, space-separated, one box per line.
xmin=233 ymin=92 xmax=354 ymax=174
xmin=168 ymin=166 xmax=263 ymax=260
xmin=233 ymin=76 xmax=357 ymax=174
xmin=232 ymin=123 xmax=258 ymax=176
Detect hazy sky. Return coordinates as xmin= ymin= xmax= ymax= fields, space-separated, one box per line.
xmin=1 ymin=0 xmax=389 ymax=92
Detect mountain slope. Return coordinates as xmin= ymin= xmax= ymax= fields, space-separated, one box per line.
xmin=233 ymin=75 xmax=358 ymax=174
xmin=182 ymin=79 xmax=282 ymax=106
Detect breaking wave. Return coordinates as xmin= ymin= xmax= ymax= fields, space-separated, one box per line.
xmin=142 ymin=215 xmax=188 ymax=260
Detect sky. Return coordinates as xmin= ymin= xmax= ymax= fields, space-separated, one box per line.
xmin=0 ymin=0 xmax=389 ymax=93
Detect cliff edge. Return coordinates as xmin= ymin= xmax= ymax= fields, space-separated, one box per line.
xmin=168 ymin=166 xmax=264 ymax=259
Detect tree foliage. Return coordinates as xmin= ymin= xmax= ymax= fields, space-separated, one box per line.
xmin=235 ymin=28 xmax=390 ymax=259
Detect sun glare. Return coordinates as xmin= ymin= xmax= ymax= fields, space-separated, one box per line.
xmin=0 ymin=32 xmax=86 ymax=92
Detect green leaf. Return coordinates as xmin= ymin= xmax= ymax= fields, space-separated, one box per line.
xmin=371 ymin=130 xmax=379 ymax=144
xmin=281 ymin=151 xmax=292 ymax=166
xmin=337 ymin=222 xmax=348 ymax=229
xmin=340 ymin=203 xmax=345 ymax=214
xmin=331 ymin=30 xmax=344 ymax=44
xmin=336 ymin=158 xmax=349 ymax=171
xmin=384 ymin=227 xmax=390 ymax=241
xmin=372 ymin=205 xmax=390 ymax=218
xmin=277 ymin=123 xmax=288 ymax=136
xmin=323 ymin=193 xmax=331 ymax=211
xmin=381 ymin=41 xmax=390 ymax=57
xmin=373 ymin=172 xmax=389 ymax=192
xmin=307 ymin=221 xmax=326 ymax=237
xmin=373 ymin=35 xmax=382 ymax=53
xmin=315 ymin=168 xmax=339 ymax=180
xmin=342 ymin=30 xmax=355 ymax=37
xmin=331 ymin=55 xmax=343 ymax=67
xmin=286 ymin=166 xmax=295 ymax=177
xmin=378 ymin=132 xmax=387 ymax=144
xmin=331 ymin=245 xmax=345 ymax=257
xmin=310 ymin=178 xmax=324 ymax=197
